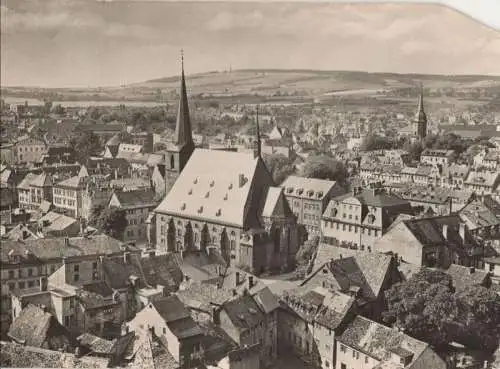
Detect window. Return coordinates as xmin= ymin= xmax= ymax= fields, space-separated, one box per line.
xmin=93 ymin=262 xmax=98 ymax=270
xmin=19 ymin=282 xmax=25 ymax=289
xmin=325 ymin=360 xmax=330 ymax=368
xmin=340 ymin=344 xmax=347 ymax=353
xmin=28 ymin=281 xmax=35 ymax=288
xmin=8 ymin=270 xmax=15 ymax=279
xmin=65 ymin=316 xmax=70 ymax=326
xmin=74 ymin=274 xmax=80 ymax=282
xmin=365 ymin=355 xmax=369 ymax=364
xmin=74 ymin=265 xmax=79 ymax=273
xmin=163 ymin=327 xmax=167 ymax=334
xmin=28 ymin=268 xmax=33 ymax=277
xmin=70 ymin=299 xmax=74 ymax=308
xmin=8 ymin=283 xmax=15 ymax=291
xmin=341 ymin=364 xmax=346 ymax=369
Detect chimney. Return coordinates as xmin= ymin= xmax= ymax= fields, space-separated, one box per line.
xmin=238 ymin=174 xmax=246 ymax=188
xmin=459 ymin=223 xmax=466 ymax=242
xmin=235 ymin=272 xmax=241 ymax=286
xmin=442 ymin=224 xmax=448 ymax=240
xmin=212 ymin=306 xmax=220 ymax=325
xmin=248 ymin=276 xmax=254 ymax=289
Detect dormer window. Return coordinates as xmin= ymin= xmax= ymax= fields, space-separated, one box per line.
xmin=287 ymin=187 xmax=294 ymax=194
xmin=205 ymin=191 xmax=210 ymax=198
xmin=297 ymin=188 xmax=304 ymax=195
xmin=215 ymin=209 xmax=222 ymax=217
xmin=193 ymin=178 xmax=198 ymax=184
xmin=307 ymin=190 xmax=314 ymax=197
xmin=198 ymin=206 xmax=203 ymax=214
xmin=181 ymin=203 xmax=186 ymax=210
xmin=188 ymin=189 xmax=193 ymax=195
xmin=210 ymin=180 xmax=215 ymax=187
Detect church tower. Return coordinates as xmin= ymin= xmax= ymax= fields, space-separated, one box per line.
xmin=254 ymin=105 xmax=262 ymax=159
xmin=164 ymin=50 xmax=195 ymax=194
xmin=415 ymin=83 xmax=428 ymax=140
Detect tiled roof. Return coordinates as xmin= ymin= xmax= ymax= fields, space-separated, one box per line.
xmin=281 ymin=175 xmax=338 ymax=200
xmin=0 ymin=235 xmax=126 ymax=264
xmin=8 ymin=304 xmax=71 ymax=350
xmin=459 ymin=200 xmax=500 ymax=230
xmin=465 ymin=170 xmax=499 ymax=187
xmin=39 ymin=211 xmax=77 ymax=232
xmin=421 ymin=149 xmax=454 ymax=157
xmin=56 ymin=175 xmax=87 ymax=189
xmin=112 ymin=189 xmax=157 ymax=208
xmin=140 ymin=254 xmax=184 ymax=292
xmin=155 ymin=149 xmax=272 ymax=228
xmin=17 ymin=172 xmax=38 ymax=189
xmin=78 ymin=281 xmax=117 ymax=309
xmin=261 ymin=187 xmax=284 ymax=218
xmin=102 ymin=254 xmax=146 ymax=290
xmin=338 ymin=315 xmax=428 ymax=363
xmin=444 ymin=264 xmax=489 ymax=292
xmin=306 ymin=247 xmax=394 ymax=301
xmin=110 ymin=177 xmax=151 ymax=190
xmin=152 ymin=295 xmax=190 ymax=322
xmin=0 ymin=341 xmax=109 ymax=368
xmin=77 ymin=333 xmax=115 ymax=354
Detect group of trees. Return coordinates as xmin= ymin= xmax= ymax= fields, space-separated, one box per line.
xmin=262 ymin=154 xmax=296 ymax=185
xmin=90 ymin=205 xmax=127 ymax=240
xmin=69 ymin=131 xmax=102 ymax=164
xmin=383 ymin=269 xmax=500 ymax=352
xmin=300 ymin=155 xmax=347 ymax=184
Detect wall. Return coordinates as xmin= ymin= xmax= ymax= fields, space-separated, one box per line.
xmin=336 ymin=343 xmax=379 ymax=369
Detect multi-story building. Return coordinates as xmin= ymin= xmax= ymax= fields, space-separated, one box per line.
xmin=441 ymin=163 xmax=470 ymax=189
xmin=464 ymin=170 xmax=500 ymax=196
xmin=420 ymin=149 xmax=455 ymax=166
xmin=484 ymin=256 xmax=500 ymax=285
xmin=0 ymin=235 xmax=131 ymax=336
xmin=336 ymin=315 xmax=446 ymax=369
xmin=108 ymin=189 xmax=158 ymax=243
xmin=52 ymin=169 xmax=90 ymax=219
xmin=14 ymin=137 xmax=47 ymax=164
xmin=127 ymin=295 xmax=205 ymax=368
xmin=279 ymin=287 xmax=355 ymax=369
xmin=17 ymin=172 xmax=53 ymax=210
xmin=281 ymin=176 xmax=345 ymax=238
xmin=374 ymin=215 xmax=484 ymax=268
xmin=321 ymin=187 xmax=412 ymax=251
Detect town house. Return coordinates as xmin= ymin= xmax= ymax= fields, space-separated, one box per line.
xmin=321 ymin=187 xmax=412 ymax=251
xmin=18 ymin=172 xmax=53 ymax=210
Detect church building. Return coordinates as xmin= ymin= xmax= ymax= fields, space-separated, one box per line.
xmin=154 ymin=56 xmax=300 ymax=274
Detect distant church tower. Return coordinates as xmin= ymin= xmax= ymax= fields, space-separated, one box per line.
xmin=164 ymin=50 xmax=195 ymax=194
xmin=415 ymin=83 xmax=428 ymax=140
xmin=254 ymin=105 xmax=262 ymax=159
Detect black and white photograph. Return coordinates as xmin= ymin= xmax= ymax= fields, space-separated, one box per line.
xmin=0 ymin=0 xmax=500 ymax=368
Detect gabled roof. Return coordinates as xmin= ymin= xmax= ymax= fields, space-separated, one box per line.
xmin=338 ymin=315 xmax=428 ymax=364
xmin=8 ymin=304 xmax=71 ymax=350
xmin=152 ymin=295 xmax=191 ymax=322
xmin=155 ymin=149 xmax=274 ymax=228
xmin=0 ymin=235 xmax=127 ymax=264
xmin=222 ymin=293 xmax=265 ymax=331
xmin=459 ymin=200 xmax=500 ymax=230
xmin=111 ymin=189 xmax=157 ymax=209
xmin=261 ymin=186 xmax=293 ymax=218
xmin=444 ymin=264 xmax=489 ymax=292
xmin=281 ymin=175 xmax=338 ymax=200
xmin=304 ymin=251 xmax=394 ymax=301
xmin=39 ymin=211 xmax=77 ymax=232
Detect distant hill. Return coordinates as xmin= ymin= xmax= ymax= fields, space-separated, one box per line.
xmin=3 ymin=69 xmax=500 ymax=103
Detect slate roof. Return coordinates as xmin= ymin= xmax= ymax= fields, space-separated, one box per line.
xmin=56 ymin=175 xmax=87 ymax=189
xmin=140 ymin=253 xmax=184 ymax=292
xmin=152 ymin=295 xmax=191 ymax=322
xmin=18 ymin=172 xmax=38 ymax=189
xmin=112 ymin=189 xmax=157 ymax=208
xmin=338 ymin=315 xmax=428 ymax=364
xmin=102 ymin=254 xmax=146 ymax=290
xmin=155 ymin=148 xmax=273 ymax=228
xmin=465 ymin=170 xmax=499 ymax=187
xmin=0 ymin=235 xmax=127 ymax=264
xmin=281 ymin=175 xmax=338 ymax=200
xmin=78 ymin=282 xmax=117 ymax=309
xmin=8 ymin=304 xmax=71 ymax=350
xmin=110 ymin=177 xmax=151 ymax=190
xmin=77 ymin=333 xmax=115 ymax=354
xmin=222 ymin=293 xmax=265 ymax=331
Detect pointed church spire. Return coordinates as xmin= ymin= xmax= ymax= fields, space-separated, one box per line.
xmin=254 ymin=105 xmax=261 ymax=159
xmin=415 ymin=82 xmax=427 ymax=139
xmin=174 ymin=49 xmax=194 ymax=147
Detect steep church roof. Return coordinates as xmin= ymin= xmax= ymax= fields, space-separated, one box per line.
xmin=155 ymin=149 xmax=274 ymax=228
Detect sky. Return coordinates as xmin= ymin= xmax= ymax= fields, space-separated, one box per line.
xmin=1 ymin=0 xmax=499 ymax=88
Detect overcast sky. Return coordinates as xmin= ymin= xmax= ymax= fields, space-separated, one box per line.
xmin=1 ymin=0 xmax=499 ymax=87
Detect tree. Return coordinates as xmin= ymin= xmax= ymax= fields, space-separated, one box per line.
xmin=51 ymin=104 xmax=65 ymax=115
xmin=300 ymin=155 xmax=347 ymax=183
xmin=360 ymin=134 xmax=394 ymax=151
xmin=263 ymin=154 xmax=296 ymax=185
xmin=383 ymin=269 xmax=500 ymax=351
xmin=94 ymin=207 xmax=127 ymax=240
xmin=70 ymin=131 xmax=101 ymax=164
